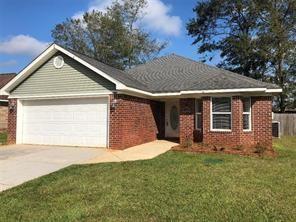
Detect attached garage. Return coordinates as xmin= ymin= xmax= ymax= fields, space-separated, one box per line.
xmin=2 ymin=45 xmax=120 ymax=148
xmin=19 ymin=97 xmax=108 ymax=147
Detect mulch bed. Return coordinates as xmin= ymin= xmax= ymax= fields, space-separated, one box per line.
xmin=171 ymin=143 xmax=277 ymax=158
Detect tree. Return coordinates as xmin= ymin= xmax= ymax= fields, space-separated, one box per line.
xmin=52 ymin=0 xmax=166 ymax=70
xmin=256 ymin=0 xmax=296 ymax=112
xmin=187 ymin=0 xmax=296 ymax=112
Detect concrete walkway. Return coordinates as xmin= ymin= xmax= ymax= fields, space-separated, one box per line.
xmin=83 ymin=140 xmax=178 ymax=164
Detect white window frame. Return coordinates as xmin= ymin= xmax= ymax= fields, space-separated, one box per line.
xmin=243 ymin=97 xmax=252 ymax=131
xmin=210 ymin=97 xmax=232 ymax=132
xmin=195 ymin=99 xmax=202 ymax=130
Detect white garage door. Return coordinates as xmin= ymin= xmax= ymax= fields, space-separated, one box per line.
xmin=21 ymin=98 xmax=108 ymax=147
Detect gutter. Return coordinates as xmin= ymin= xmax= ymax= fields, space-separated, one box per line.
xmin=118 ymin=86 xmax=282 ymax=97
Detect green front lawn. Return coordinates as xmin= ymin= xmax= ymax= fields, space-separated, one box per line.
xmin=1 ymin=137 xmax=295 ymax=221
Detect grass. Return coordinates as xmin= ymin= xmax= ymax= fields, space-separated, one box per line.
xmin=0 ymin=131 xmax=7 ymax=144
xmin=0 ymin=137 xmax=295 ymax=221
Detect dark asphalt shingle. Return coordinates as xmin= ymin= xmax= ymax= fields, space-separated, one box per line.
xmin=0 ymin=73 xmax=16 ymax=100
xmin=127 ymin=54 xmax=280 ymax=93
xmin=0 ymin=73 xmax=16 ymax=90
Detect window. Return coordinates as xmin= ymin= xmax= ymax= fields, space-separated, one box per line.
xmin=195 ymin=99 xmax=202 ymax=130
xmin=53 ymin=56 xmax=64 ymax=69
xmin=211 ymin=97 xmax=231 ymax=130
xmin=243 ymin=97 xmax=251 ymax=131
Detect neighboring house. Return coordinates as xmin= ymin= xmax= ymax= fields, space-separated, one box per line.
xmin=0 ymin=44 xmax=282 ymax=149
xmin=0 ymin=73 xmax=16 ymax=132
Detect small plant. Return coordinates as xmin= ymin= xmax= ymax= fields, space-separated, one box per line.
xmin=212 ymin=145 xmax=225 ymax=152
xmin=234 ymin=145 xmax=243 ymax=151
xmin=183 ymin=137 xmax=193 ymax=149
xmin=219 ymin=147 xmax=225 ymax=151
xmin=254 ymin=143 xmax=267 ymax=157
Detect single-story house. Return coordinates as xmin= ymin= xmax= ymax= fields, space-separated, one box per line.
xmin=0 ymin=73 xmax=17 ymax=132
xmin=0 ymin=44 xmax=282 ymax=149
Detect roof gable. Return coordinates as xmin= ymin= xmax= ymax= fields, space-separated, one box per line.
xmin=11 ymin=52 xmax=115 ymax=97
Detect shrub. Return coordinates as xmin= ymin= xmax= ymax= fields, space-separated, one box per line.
xmin=254 ymin=143 xmax=267 ymax=157
xmin=183 ymin=137 xmax=193 ymax=149
xmin=234 ymin=145 xmax=243 ymax=151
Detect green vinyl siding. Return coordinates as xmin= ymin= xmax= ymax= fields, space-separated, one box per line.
xmin=11 ymin=53 xmax=115 ymax=96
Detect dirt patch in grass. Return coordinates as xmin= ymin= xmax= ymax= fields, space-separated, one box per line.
xmin=172 ymin=142 xmax=277 ymax=158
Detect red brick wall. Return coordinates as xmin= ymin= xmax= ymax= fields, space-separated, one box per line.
xmin=252 ymin=96 xmax=273 ymax=148
xmin=109 ymin=94 xmax=165 ymax=150
xmin=203 ymin=96 xmax=243 ymax=147
xmin=179 ymin=98 xmax=195 ymax=144
xmin=7 ymin=99 xmax=17 ymax=144
xmin=179 ymin=96 xmax=273 ymax=149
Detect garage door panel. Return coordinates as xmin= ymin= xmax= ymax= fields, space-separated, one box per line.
xmin=21 ymin=98 xmax=108 ymax=147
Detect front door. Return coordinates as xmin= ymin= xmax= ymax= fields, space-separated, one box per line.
xmin=165 ymin=100 xmax=179 ymax=138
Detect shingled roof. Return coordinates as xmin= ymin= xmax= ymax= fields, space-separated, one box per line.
xmin=4 ymin=44 xmax=280 ymax=96
xmin=127 ymin=54 xmax=280 ymax=93
xmin=0 ymin=73 xmax=16 ymax=89
xmin=0 ymin=73 xmax=16 ymax=100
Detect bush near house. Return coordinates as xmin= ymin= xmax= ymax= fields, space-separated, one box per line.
xmin=0 ymin=137 xmax=295 ymax=221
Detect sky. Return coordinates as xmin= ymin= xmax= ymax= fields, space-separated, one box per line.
xmin=0 ymin=0 xmax=220 ymax=73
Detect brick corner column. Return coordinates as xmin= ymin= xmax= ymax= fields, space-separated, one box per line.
xmin=108 ymin=94 xmax=122 ymax=149
xmin=7 ymin=99 xmax=17 ymax=144
xmin=253 ymin=96 xmax=273 ymax=149
xmin=179 ymin=98 xmax=195 ymax=145
xmin=232 ymin=96 xmax=244 ymax=145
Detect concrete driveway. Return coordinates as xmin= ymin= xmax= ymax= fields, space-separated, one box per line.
xmin=0 ymin=145 xmax=103 ymax=191
xmin=0 ymin=140 xmax=176 ymax=192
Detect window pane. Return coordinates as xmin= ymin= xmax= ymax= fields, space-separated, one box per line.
xmin=243 ymin=98 xmax=251 ymax=112
xmin=212 ymin=97 xmax=231 ymax=112
xmin=243 ymin=114 xmax=250 ymax=130
xmin=196 ymin=114 xmax=202 ymax=129
xmin=213 ymin=114 xmax=231 ymax=129
xmin=195 ymin=99 xmax=202 ymax=113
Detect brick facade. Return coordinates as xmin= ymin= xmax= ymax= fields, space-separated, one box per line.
xmin=180 ymin=96 xmax=273 ymax=149
xmin=7 ymin=99 xmax=17 ymax=144
xmin=6 ymin=95 xmax=272 ymax=150
xmin=109 ymin=94 xmax=165 ymax=150
xmin=179 ymin=98 xmax=195 ymax=144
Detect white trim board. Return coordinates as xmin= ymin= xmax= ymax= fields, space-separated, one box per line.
xmin=9 ymin=92 xmax=113 ymax=100
xmin=118 ymin=86 xmax=282 ymax=98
